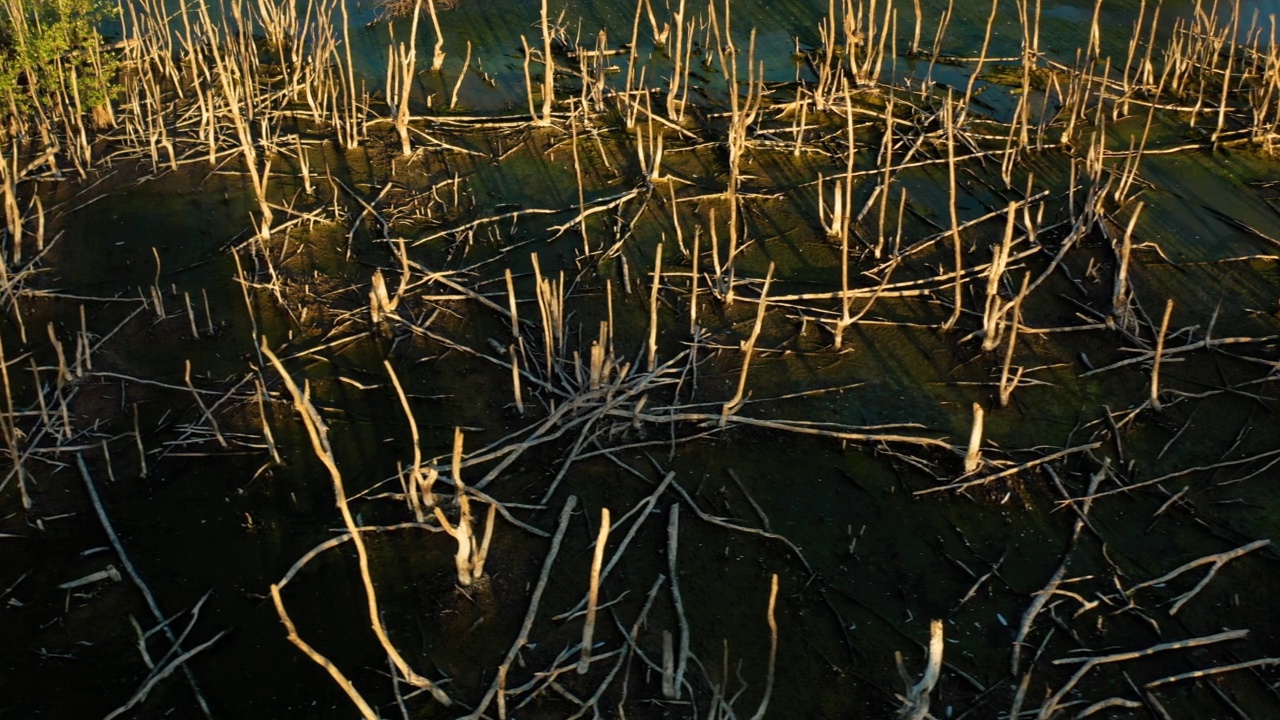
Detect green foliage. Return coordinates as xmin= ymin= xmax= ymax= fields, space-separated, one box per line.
xmin=1 ymin=0 xmax=119 ymax=118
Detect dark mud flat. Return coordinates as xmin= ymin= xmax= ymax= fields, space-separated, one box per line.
xmin=3 ymin=0 xmax=1280 ymax=717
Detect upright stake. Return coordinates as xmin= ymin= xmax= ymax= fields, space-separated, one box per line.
xmin=1151 ymin=299 xmax=1174 ymax=410
xmin=577 ymin=507 xmax=611 ymax=674
xmin=540 ymin=0 xmax=555 ymax=124
xmin=942 ymin=92 xmax=964 ymax=332
xmin=964 ymin=402 xmax=985 ymax=474
xmin=722 ymin=263 xmax=774 ymax=421
xmin=648 ymin=243 xmax=663 ymax=372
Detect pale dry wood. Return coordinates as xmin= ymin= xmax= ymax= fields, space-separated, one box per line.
xmin=749 ymin=573 xmax=780 ymax=720
xmin=1126 ymin=539 xmax=1270 ymax=615
xmin=916 ymin=443 xmax=1102 ymax=496
xmin=577 ymin=507 xmax=611 ymax=674
xmin=666 ymin=503 xmax=690 ymax=699
xmin=77 ymin=454 xmax=213 ymax=716
xmin=261 ymin=339 xmax=451 ymax=705
xmin=1037 ymin=630 xmax=1249 ymax=719
xmin=469 ymin=495 xmax=578 ymax=720
xmin=897 ymin=619 xmax=944 ymax=720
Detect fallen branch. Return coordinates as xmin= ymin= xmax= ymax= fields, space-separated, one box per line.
xmin=1037 ymin=630 xmax=1249 ymax=719
xmin=469 ymin=495 xmax=579 ymax=720
xmin=261 ymin=339 xmax=451 ymax=706
xmin=915 ymin=443 xmax=1102 ymax=495
xmin=1126 ymin=539 xmax=1270 ymax=615
xmin=77 ymin=454 xmax=213 ymax=717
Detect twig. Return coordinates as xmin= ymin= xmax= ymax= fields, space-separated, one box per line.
xmin=261 ymin=340 xmax=450 ymax=705
xmin=1126 ymin=539 xmax=1270 ymax=615
xmin=667 ymin=503 xmax=690 ymax=699
xmin=1146 ymin=657 xmax=1280 ymax=689
xmin=270 ymin=582 xmax=378 ymax=719
xmin=469 ymin=495 xmax=578 ymax=720
xmin=1038 ymin=630 xmax=1249 ymax=719
xmin=916 ymin=443 xmax=1102 ymax=495
xmin=104 ymin=630 xmax=227 ymax=720
xmin=897 ymin=619 xmax=944 ymax=720
xmin=77 ymin=454 xmax=212 ymax=717
xmin=577 ymin=507 xmax=611 ymax=674
xmin=749 ymin=574 xmax=780 ymax=720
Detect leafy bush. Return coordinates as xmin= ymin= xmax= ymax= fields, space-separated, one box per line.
xmin=1 ymin=0 xmax=119 ymax=120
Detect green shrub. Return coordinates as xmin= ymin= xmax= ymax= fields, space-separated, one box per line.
xmin=1 ymin=0 xmax=119 ymax=121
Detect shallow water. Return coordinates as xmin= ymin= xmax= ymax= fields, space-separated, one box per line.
xmin=4 ymin=0 xmax=1280 ymax=717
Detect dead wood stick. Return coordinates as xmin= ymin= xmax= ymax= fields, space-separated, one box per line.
xmin=539 ymin=0 xmax=554 ymax=123
xmin=1012 ymin=562 xmax=1066 ymax=677
xmin=727 ymin=468 xmax=771 ymax=532
xmin=540 ymin=414 xmax=606 ymax=505
xmin=385 ymin=359 xmax=430 ymax=515
xmin=405 ymin=125 xmax=491 ymax=156
xmin=507 ymin=645 xmax=579 ymax=700
xmin=942 ymin=92 xmax=964 ymax=333
xmin=666 ymin=503 xmax=691 ymax=699
xmin=184 ymin=360 xmax=227 ymax=448
xmin=157 ymin=374 xmax=256 ymax=460
xmin=963 ymin=403 xmax=984 ymax=475
xmin=1063 ymin=446 xmax=1280 ymax=504
xmin=280 ymin=334 xmax=364 ymax=362
xmin=915 ymin=443 xmax=1103 ymax=495
xmin=577 ymin=507 xmax=611 ymax=674
xmin=472 ymin=503 xmax=498 ymax=580
xmin=449 ymin=41 xmax=473 ymax=110
xmin=997 ymin=274 xmax=1030 ymax=408
xmin=104 ymin=629 xmax=227 ymax=720
xmin=556 ymin=473 xmax=675 ymax=621
xmin=574 ymin=428 xmax=724 ymax=463
xmin=1008 ymin=669 xmax=1034 ymax=720
xmin=722 ymin=263 xmax=774 ymax=421
xmin=1126 ymin=539 xmax=1270 ymax=615
xmin=261 ymin=340 xmax=451 ymax=706
xmin=0 ymin=329 xmax=28 ymax=509
xmin=406 ymin=261 xmax=513 ymax=319
xmin=1081 ymin=333 xmax=1280 ymax=377
xmin=749 ymin=573 xmax=780 ymax=720
xmin=648 ymin=242 xmax=663 ymax=372
xmin=435 ymin=428 xmax=480 ymax=586
xmin=661 ymin=631 xmax=676 ymax=698
xmin=276 ymin=525 xmax=445 ymax=591
xmin=666 ymin=478 xmax=813 ymax=573
xmin=769 ymin=246 xmax=1042 ymax=303
xmin=1145 ymin=657 xmax=1280 ymax=688
xmin=83 ymin=371 xmax=227 ymax=396
xmin=409 ymin=206 xmax=561 ymax=246
xmin=618 ymin=408 xmax=955 ymax=451
xmin=468 ymin=495 xmax=578 ymax=720
xmin=469 ymin=397 xmax=615 ymax=492
xmin=1150 ymin=298 xmax=1174 ymax=410
xmin=567 ymin=575 xmax=667 ymax=720
xmin=392 ymin=318 xmax=559 ymax=399
xmin=547 ymin=187 xmax=645 ymax=236
xmin=269 ymin=583 xmax=378 ymax=719
xmin=77 ymin=454 xmax=213 ymax=717
xmin=1037 ymin=630 xmax=1249 ymax=719
xmin=1078 ymin=697 xmax=1144 ymax=716
xmin=897 ymin=619 xmax=945 ymax=720
xmin=466 ymin=353 xmax=691 ymax=491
